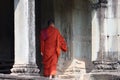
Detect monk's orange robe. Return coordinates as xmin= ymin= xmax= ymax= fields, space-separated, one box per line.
xmin=40 ymin=26 xmax=67 ymax=76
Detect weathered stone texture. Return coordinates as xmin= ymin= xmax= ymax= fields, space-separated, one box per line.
xmin=11 ymin=0 xmax=39 ymax=75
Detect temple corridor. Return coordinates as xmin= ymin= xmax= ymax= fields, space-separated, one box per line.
xmin=0 ymin=0 xmax=120 ymax=80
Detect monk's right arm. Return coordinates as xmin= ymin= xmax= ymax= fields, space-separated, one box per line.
xmin=59 ymin=34 xmax=67 ymax=52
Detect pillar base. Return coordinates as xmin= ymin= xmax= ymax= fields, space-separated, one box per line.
xmin=11 ymin=64 xmax=40 ymax=76
xmin=92 ymin=60 xmax=118 ymax=72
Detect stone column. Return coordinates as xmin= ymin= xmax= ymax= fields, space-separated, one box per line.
xmin=11 ymin=0 xmax=40 ymax=75
xmin=92 ymin=0 xmax=119 ymax=71
xmin=118 ymin=0 xmax=120 ymax=61
xmin=92 ymin=2 xmax=107 ymax=71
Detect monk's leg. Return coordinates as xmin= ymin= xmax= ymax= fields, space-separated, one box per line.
xmin=43 ymin=64 xmax=50 ymax=77
xmin=49 ymin=64 xmax=57 ymax=78
xmin=52 ymin=75 xmax=55 ymax=78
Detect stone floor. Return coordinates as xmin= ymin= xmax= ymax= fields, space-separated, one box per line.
xmin=84 ymin=72 xmax=120 ymax=80
xmin=0 ymin=74 xmax=71 ymax=80
xmin=0 ymin=73 xmax=84 ymax=80
xmin=0 ymin=73 xmax=120 ymax=80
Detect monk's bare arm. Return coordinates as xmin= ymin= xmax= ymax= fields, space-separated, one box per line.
xmin=59 ymin=33 xmax=67 ymax=52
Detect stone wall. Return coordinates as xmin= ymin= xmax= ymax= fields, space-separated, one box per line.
xmin=72 ymin=0 xmax=92 ymax=72
xmin=54 ymin=0 xmax=93 ymax=74
xmin=54 ymin=0 xmax=73 ymax=74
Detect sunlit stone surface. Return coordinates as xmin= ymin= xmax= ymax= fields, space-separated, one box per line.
xmin=11 ymin=0 xmax=39 ymax=76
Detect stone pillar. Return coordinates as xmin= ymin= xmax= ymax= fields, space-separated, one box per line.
xmin=11 ymin=0 xmax=40 ymax=75
xmin=92 ymin=10 xmax=100 ymax=61
xmin=118 ymin=0 xmax=120 ymax=61
xmin=91 ymin=1 xmax=105 ymax=71
xmin=92 ymin=0 xmax=119 ymax=71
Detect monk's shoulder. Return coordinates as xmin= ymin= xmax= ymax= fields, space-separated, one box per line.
xmin=53 ymin=27 xmax=60 ymax=34
xmin=40 ymin=28 xmax=46 ymax=37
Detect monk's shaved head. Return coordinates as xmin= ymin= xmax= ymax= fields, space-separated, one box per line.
xmin=48 ymin=19 xmax=54 ymax=26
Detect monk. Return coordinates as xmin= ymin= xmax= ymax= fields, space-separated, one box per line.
xmin=40 ymin=19 xmax=67 ymax=79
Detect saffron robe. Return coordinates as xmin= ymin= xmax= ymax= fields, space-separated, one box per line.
xmin=40 ymin=26 xmax=67 ymax=76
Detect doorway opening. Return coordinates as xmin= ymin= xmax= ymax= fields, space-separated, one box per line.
xmin=0 ymin=0 xmax=14 ymax=74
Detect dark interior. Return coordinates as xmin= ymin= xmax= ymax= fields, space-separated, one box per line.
xmin=0 ymin=0 xmax=14 ymax=73
xmin=35 ymin=0 xmax=42 ymax=74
